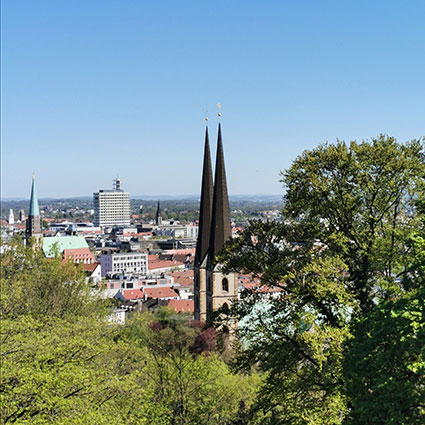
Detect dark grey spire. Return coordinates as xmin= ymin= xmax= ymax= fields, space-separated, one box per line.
xmin=195 ymin=127 xmax=214 ymax=267
xmin=155 ymin=200 xmax=161 ymax=225
xmin=208 ymin=123 xmax=231 ymax=264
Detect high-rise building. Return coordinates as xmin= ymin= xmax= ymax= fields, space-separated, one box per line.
xmin=25 ymin=175 xmax=42 ymax=245
xmin=194 ymin=124 xmax=237 ymax=322
xmin=93 ymin=178 xmax=130 ymax=227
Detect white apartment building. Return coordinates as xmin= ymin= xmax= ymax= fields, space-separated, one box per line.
xmin=100 ymin=252 xmax=148 ymax=277
xmin=93 ymin=178 xmax=130 ymax=227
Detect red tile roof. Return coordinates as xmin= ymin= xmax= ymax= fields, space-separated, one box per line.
xmin=167 ymin=299 xmax=194 ymax=313
xmin=83 ymin=262 xmax=100 ymax=273
xmin=148 ymin=255 xmax=184 ymax=270
xmin=168 ymin=269 xmax=194 ymax=288
xmin=143 ymin=286 xmax=179 ymax=299
xmin=121 ymin=289 xmax=144 ymax=300
xmin=63 ymin=248 xmax=95 ymax=263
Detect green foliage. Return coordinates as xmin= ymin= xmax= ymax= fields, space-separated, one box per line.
xmin=343 ymin=188 xmax=425 ymax=424
xmin=281 ymin=135 xmax=424 ymax=310
xmin=343 ymin=287 xmax=425 ymax=425
xmin=219 ymin=136 xmax=425 ymax=424
xmin=0 ymin=238 xmax=104 ymax=319
xmin=120 ymin=312 xmax=261 ymax=424
xmin=0 ymin=241 xmax=260 ymax=424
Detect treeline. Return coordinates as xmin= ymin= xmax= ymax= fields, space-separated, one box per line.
xmin=1 ymin=135 xmax=424 ymax=424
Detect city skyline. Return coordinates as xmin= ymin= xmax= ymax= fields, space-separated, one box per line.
xmin=2 ymin=1 xmax=425 ymax=198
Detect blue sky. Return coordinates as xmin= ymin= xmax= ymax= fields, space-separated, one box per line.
xmin=2 ymin=0 xmax=424 ymax=198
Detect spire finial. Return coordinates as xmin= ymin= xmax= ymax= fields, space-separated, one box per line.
xmin=205 ymin=108 xmax=209 ymax=122
xmin=217 ymin=103 xmax=222 ymax=120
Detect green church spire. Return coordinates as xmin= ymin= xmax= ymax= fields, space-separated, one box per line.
xmin=29 ymin=175 xmax=40 ymax=217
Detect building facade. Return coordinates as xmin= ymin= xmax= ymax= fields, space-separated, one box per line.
xmin=93 ymin=178 xmax=130 ymax=227
xmin=100 ymin=252 xmax=148 ymax=277
xmin=194 ymin=124 xmax=237 ymax=322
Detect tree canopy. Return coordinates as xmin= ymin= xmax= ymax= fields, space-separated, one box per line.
xmin=219 ymin=135 xmax=425 ymax=424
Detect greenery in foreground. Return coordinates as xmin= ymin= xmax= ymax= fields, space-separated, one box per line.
xmin=1 ymin=135 xmax=424 ymax=424
xmin=0 ymin=241 xmax=259 ymax=424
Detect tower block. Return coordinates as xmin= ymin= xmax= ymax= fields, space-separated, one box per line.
xmin=194 ymin=123 xmax=237 ymax=322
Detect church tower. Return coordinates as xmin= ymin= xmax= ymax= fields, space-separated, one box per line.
xmin=155 ymin=200 xmax=162 ymax=225
xmin=194 ymin=123 xmax=237 ymax=322
xmin=25 ymin=175 xmax=42 ymax=245
xmin=194 ymin=127 xmax=214 ymax=321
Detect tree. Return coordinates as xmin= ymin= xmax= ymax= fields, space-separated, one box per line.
xmin=343 ymin=190 xmax=425 ymax=424
xmin=343 ymin=287 xmax=425 ymax=425
xmin=219 ymin=136 xmax=425 ymax=424
xmin=120 ymin=311 xmax=261 ymax=425
xmin=0 ymin=237 xmax=104 ymax=320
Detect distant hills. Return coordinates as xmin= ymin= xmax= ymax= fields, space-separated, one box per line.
xmin=2 ymin=194 xmax=283 ymax=203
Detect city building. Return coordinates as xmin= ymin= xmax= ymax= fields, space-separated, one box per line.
xmin=93 ymin=178 xmax=130 ymax=227
xmin=100 ymin=252 xmax=148 ymax=277
xmin=42 ymin=235 xmax=89 ymax=258
xmin=25 ymin=175 xmax=43 ymax=245
xmin=194 ymin=125 xmax=238 ymax=321
xmin=8 ymin=209 xmax=14 ymax=225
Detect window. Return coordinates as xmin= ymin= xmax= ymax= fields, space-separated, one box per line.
xmin=222 ymin=278 xmax=229 ymax=292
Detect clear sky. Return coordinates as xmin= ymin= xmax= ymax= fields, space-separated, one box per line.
xmin=1 ymin=0 xmax=424 ymax=199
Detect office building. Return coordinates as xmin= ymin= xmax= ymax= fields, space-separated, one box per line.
xmin=93 ymin=178 xmax=130 ymax=227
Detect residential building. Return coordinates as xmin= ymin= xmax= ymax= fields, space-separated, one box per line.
xmin=93 ymin=178 xmax=130 ymax=227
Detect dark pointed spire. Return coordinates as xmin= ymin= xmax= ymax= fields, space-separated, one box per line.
xmin=209 ymin=123 xmax=231 ymax=264
xmin=195 ymin=127 xmax=214 ymax=267
xmin=155 ymin=200 xmax=162 ymax=225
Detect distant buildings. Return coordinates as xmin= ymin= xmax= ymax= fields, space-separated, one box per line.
xmin=93 ymin=178 xmax=130 ymax=227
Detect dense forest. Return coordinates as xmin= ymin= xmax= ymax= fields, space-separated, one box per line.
xmin=1 ymin=135 xmax=424 ymax=424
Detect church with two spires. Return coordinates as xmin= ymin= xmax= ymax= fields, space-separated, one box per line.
xmin=194 ymin=123 xmax=238 ymax=322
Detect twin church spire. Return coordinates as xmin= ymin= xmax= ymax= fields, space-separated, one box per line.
xmin=195 ymin=123 xmax=231 ymax=268
xmin=194 ymin=123 xmax=236 ymax=322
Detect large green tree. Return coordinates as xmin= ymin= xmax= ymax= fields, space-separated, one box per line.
xmin=219 ymin=135 xmax=425 ymax=424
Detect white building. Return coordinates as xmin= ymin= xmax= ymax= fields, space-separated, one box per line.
xmin=93 ymin=178 xmax=130 ymax=227
xmin=100 ymin=252 xmax=148 ymax=277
